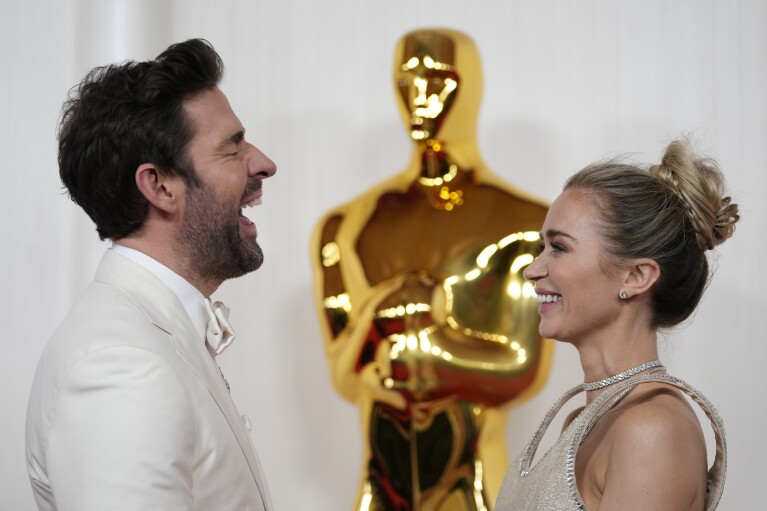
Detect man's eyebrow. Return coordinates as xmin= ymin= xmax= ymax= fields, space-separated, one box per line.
xmin=218 ymin=129 xmax=245 ymax=150
xmin=229 ymin=129 xmax=245 ymax=144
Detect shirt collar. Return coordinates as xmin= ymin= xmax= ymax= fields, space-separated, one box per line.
xmin=110 ymin=244 xmax=208 ymax=341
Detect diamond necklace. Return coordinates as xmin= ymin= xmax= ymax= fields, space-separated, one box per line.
xmin=581 ymin=359 xmax=664 ymax=391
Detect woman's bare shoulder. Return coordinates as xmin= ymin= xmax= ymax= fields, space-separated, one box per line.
xmin=616 ymin=383 xmax=702 ymax=431
xmin=597 ymin=383 xmax=708 ymax=510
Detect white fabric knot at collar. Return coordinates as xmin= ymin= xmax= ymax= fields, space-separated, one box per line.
xmin=204 ymin=298 xmax=236 ymax=356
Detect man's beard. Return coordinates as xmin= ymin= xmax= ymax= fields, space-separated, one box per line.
xmin=176 ymin=181 xmax=264 ymax=286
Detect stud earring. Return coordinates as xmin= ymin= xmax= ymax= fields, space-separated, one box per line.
xmin=619 ymin=290 xmax=628 ymax=300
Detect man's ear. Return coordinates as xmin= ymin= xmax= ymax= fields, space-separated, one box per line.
xmin=135 ymin=164 xmax=184 ymax=214
xmin=623 ymin=258 xmax=661 ymax=298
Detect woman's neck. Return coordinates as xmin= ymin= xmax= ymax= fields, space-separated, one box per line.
xmin=574 ymin=326 xmax=660 ymax=404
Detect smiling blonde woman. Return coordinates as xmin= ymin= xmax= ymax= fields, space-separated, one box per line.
xmin=496 ymin=139 xmax=739 ymax=511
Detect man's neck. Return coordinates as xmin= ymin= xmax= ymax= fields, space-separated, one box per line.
xmin=113 ymin=237 xmax=218 ymax=297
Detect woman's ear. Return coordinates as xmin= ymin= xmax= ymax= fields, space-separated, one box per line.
xmin=622 ymin=258 xmax=661 ymax=298
xmin=135 ymin=164 xmax=184 ymax=214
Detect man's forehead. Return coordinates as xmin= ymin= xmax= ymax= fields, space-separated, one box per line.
xmin=183 ymin=87 xmax=243 ymax=139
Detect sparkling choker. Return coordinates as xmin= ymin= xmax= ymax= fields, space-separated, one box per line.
xmin=581 ymin=359 xmax=664 ymax=391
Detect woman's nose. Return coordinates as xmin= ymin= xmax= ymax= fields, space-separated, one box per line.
xmin=523 ymin=256 xmax=545 ymax=281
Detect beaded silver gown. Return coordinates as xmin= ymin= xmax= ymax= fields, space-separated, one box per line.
xmin=495 ymin=373 xmax=727 ymax=510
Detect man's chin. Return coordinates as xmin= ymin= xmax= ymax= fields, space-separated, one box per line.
xmin=239 ymin=242 xmax=264 ymax=274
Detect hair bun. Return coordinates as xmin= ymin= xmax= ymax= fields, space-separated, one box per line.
xmin=649 ymin=139 xmax=740 ymax=250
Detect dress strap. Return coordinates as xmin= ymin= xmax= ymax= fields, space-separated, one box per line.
xmin=519 ymin=384 xmax=585 ymax=474
xmin=573 ymin=374 xmax=727 ymax=511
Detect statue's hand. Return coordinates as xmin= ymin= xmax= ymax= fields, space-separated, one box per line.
xmin=358 ymin=340 xmax=407 ymax=410
xmin=327 ymin=273 xmax=410 ymax=403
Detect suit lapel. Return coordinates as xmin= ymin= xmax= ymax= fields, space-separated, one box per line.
xmin=169 ymin=311 xmax=272 ymax=509
xmin=95 ymin=250 xmax=271 ymax=509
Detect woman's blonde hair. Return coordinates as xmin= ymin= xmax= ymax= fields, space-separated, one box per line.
xmin=565 ymin=139 xmax=740 ymax=328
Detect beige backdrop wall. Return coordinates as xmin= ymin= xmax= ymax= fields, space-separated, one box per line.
xmin=1 ymin=0 xmax=764 ymax=509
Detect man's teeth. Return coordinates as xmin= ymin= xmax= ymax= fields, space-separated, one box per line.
xmin=537 ymin=294 xmax=562 ymax=303
xmin=240 ymin=197 xmax=262 ymax=224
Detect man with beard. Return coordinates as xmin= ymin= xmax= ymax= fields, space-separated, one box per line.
xmin=25 ymin=39 xmax=276 ymax=510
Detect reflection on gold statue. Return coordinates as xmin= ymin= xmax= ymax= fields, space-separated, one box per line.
xmin=311 ymin=28 xmax=551 ymax=510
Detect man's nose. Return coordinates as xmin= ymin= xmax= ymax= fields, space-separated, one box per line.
xmin=246 ymin=143 xmax=277 ymax=179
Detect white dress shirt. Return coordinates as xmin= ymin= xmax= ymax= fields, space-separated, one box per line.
xmin=111 ymin=243 xmax=208 ymax=341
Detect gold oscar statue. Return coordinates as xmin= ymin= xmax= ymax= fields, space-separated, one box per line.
xmin=311 ymin=28 xmax=551 ymax=511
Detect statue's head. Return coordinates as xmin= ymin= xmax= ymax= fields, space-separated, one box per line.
xmin=394 ymin=28 xmax=483 ymax=143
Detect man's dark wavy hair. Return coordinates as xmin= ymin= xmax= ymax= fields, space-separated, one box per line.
xmin=58 ymin=38 xmax=223 ymax=240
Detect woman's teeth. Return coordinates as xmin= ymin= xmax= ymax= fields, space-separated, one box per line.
xmin=537 ymin=294 xmax=561 ymax=303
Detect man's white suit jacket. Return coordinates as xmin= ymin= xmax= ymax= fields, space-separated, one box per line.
xmin=26 ymin=249 xmax=272 ymax=510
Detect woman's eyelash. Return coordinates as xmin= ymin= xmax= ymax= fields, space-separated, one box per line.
xmin=536 ymin=240 xmax=567 ymax=254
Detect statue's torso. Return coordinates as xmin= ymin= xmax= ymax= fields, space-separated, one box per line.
xmin=329 ymin=179 xmax=548 ymax=510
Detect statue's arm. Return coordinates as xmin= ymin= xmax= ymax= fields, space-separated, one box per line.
xmin=311 ymin=212 xmax=406 ymax=409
